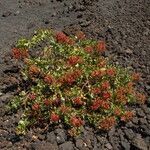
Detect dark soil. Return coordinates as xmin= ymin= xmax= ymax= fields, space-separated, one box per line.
xmin=0 ymin=0 xmax=150 ymax=150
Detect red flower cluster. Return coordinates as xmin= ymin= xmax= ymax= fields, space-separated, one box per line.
xmin=113 ymin=107 xmax=122 ymax=116
xmin=44 ymin=99 xmax=52 ymax=106
xmin=96 ymin=41 xmax=106 ymax=52
xmin=75 ymin=31 xmax=86 ymax=40
xmin=28 ymin=93 xmax=36 ymax=100
xmin=56 ymin=32 xmax=74 ymax=45
xmin=67 ymin=56 xmax=83 ymax=66
xmin=102 ymin=91 xmax=111 ymax=100
xmin=91 ymin=87 xmax=101 ymax=94
xmin=84 ymin=46 xmax=93 ymax=53
xmin=91 ymin=70 xmax=105 ymax=78
xmin=121 ymin=111 xmax=134 ymax=122
xmin=29 ymin=65 xmax=40 ymax=76
xmin=70 ymin=116 xmax=84 ymax=127
xmin=116 ymin=87 xmax=127 ymax=104
xmin=132 ymin=72 xmax=141 ymax=81
xmin=62 ymin=69 xmax=82 ymax=85
xmin=60 ymin=105 xmax=70 ymax=114
xmin=126 ymin=82 xmax=134 ymax=94
xmin=44 ymin=74 xmax=53 ymax=84
xmin=72 ymin=97 xmax=84 ymax=106
xmin=97 ymin=59 xmax=107 ymax=67
xmin=135 ymin=92 xmax=146 ymax=104
xmin=32 ymin=103 xmax=40 ymax=111
xmin=50 ymin=113 xmax=60 ymax=122
xmin=12 ymin=48 xmax=29 ymax=59
xmin=91 ymin=98 xmax=110 ymax=110
xmin=101 ymin=81 xmax=110 ymax=90
xmin=99 ymin=116 xmax=116 ymax=130
xmin=106 ymin=68 xmax=116 ymax=77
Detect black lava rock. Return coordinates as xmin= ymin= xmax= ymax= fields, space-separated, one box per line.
xmin=55 ymin=129 xmax=67 ymax=144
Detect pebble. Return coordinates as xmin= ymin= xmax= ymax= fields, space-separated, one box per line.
xmin=30 ymin=141 xmax=58 ymax=150
xmin=59 ymin=141 xmax=74 ymax=150
xmin=121 ymin=141 xmax=130 ymax=150
xmin=47 ymin=131 xmax=57 ymax=144
xmin=55 ymin=129 xmax=67 ymax=144
xmin=76 ymin=139 xmax=87 ymax=149
xmin=139 ymin=118 xmax=148 ymax=125
xmin=132 ymin=117 xmax=139 ymax=124
xmin=105 ymin=143 xmax=113 ymax=150
xmin=80 ymin=20 xmax=91 ymax=27
xmin=132 ymin=134 xmax=148 ymax=150
xmin=124 ymin=129 xmax=135 ymax=140
xmin=125 ymin=48 xmax=133 ymax=54
xmin=136 ymin=108 xmax=145 ymax=117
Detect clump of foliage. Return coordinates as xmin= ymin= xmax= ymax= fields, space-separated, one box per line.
xmin=9 ymin=29 xmax=146 ymax=136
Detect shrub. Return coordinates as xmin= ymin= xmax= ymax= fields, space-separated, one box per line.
xmin=8 ymin=29 xmax=146 ymax=136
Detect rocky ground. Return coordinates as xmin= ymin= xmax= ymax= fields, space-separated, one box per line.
xmin=0 ymin=0 xmax=150 ymax=150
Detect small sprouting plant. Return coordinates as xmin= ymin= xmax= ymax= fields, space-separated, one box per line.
xmin=8 ymin=29 xmax=146 ymax=136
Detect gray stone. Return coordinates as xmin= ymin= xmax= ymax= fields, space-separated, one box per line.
xmin=80 ymin=20 xmax=91 ymax=27
xmin=132 ymin=117 xmax=139 ymax=124
xmin=59 ymin=141 xmax=74 ymax=150
xmin=121 ymin=141 xmax=130 ymax=150
xmin=76 ymin=139 xmax=89 ymax=150
xmin=30 ymin=141 xmax=58 ymax=150
xmin=105 ymin=143 xmax=113 ymax=150
xmin=125 ymin=48 xmax=133 ymax=54
xmin=47 ymin=131 xmax=57 ymax=144
xmin=124 ymin=129 xmax=135 ymax=140
xmin=55 ymin=129 xmax=67 ymax=144
xmin=132 ymin=134 xmax=148 ymax=150
xmin=136 ymin=108 xmax=145 ymax=117
xmin=139 ymin=118 xmax=148 ymax=125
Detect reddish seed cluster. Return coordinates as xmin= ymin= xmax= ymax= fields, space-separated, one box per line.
xmin=135 ymin=92 xmax=146 ymax=104
xmin=28 ymin=93 xmax=36 ymax=100
xmin=91 ymin=70 xmax=105 ymax=78
xmin=12 ymin=48 xmax=29 ymax=59
xmin=50 ymin=113 xmax=60 ymax=122
xmin=44 ymin=74 xmax=53 ymax=84
xmin=116 ymin=87 xmax=128 ymax=104
xmin=99 ymin=116 xmax=116 ymax=130
xmin=72 ymin=97 xmax=84 ymax=106
xmin=91 ymin=98 xmax=110 ymax=110
xmin=132 ymin=72 xmax=141 ymax=81
xmin=126 ymin=82 xmax=134 ymax=94
xmin=101 ymin=81 xmax=110 ymax=90
xmin=102 ymin=91 xmax=111 ymax=100
xmin=113 ymin=107 xmax=122 ymax=116
xmin=96 ymin=41 xmax=106 ymax=52
xmin=44 ymin=99 xmax=52 ymax=106
xmin=62 ymin=69 xmax=82 ymax=85
xmin=84 ymin=46 xmax=93 ymax=53
xmin=106 ymin=68 xmax=116 ymax=77
xmin=75 ymin=31 xmax=86 ymax=40
xmin=67 ymin=56 xmax=83 ymax=66
xmin=97 ymin=59 xmax=107 ymax=67
xmin=32 ymin=103 xmax=40 ymax=111
xmin=60 ymin=105 xmax=71 ymax=114
xmin=121 ymin=111 xmax=134 ymax=122
xmin=91 ymin=87 xmax=101 ymax=94
xmin=56 ymin=32 xmax=74 ymax=45
xmin=29 ymin=65 xmax=40 ymax=76
xmin=70 ymin=116 xmax=84 ymax=127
